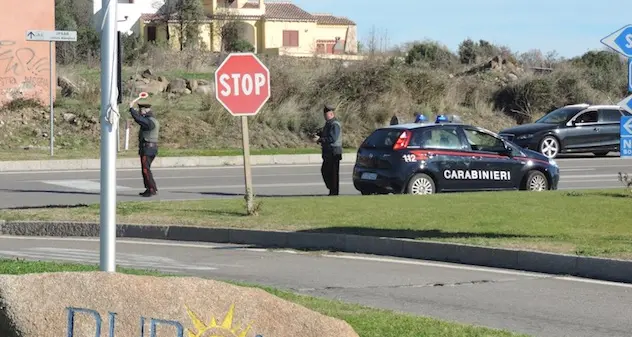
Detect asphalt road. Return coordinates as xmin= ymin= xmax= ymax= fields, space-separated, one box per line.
xmin=0 ymin=156 xmax=630 ymax=208
xmin=0 ymin=235 xmax=630 ymax=337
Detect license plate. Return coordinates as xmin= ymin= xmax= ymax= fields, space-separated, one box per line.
xmin=361 ymin=172 xmax=377 ymax=180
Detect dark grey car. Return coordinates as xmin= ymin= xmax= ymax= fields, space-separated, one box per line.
xmin=498 ymin=103 xmax=632 ymax=159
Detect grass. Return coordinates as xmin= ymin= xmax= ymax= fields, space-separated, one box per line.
xmin=1 ymin=42 xmax=627 ymax=161
xmin=2 ymin=189 xmax=632 ymax=259
xmin=0 ymin=258 xmax=528 ymax=337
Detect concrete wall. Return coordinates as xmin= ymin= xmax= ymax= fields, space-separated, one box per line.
xmin=0 ymin=0 xmax=55 ymax=107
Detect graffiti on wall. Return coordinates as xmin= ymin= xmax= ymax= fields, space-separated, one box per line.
xmin=0 ymin=40 xmax=50 ymax=101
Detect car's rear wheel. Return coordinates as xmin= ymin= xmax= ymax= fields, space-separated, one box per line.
xmin=539 ymin=136 xmax=560 ymax=159
xmin=593 ymin=151 xmax=609 ymax=157
xmin=407 ymin=173 xmax=435 ymax=195
xmin=525 ymin=170 xmax=548 ymax=191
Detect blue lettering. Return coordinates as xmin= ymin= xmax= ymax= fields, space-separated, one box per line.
xmin=66 ymin=307 xmax=117 ymax=337
xmin=149 ymin=318 xmax=184 ymax=337
xmin=66 ymin=307 xmax=101 ymax=337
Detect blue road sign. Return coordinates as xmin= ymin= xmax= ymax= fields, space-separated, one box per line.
xmin=629 ymin=58 xmax=632 ymax=93
xmin=601 ymin=25 xmax=632 ymax=58
xmin=621 ymin=116 xmax=632 ymax=158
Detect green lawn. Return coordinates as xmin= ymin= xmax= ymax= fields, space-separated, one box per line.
xmin=0 ymin=258 xmax=527 ymax=337
xmin=0 ymin=147 xmax=357 ymax=161
xmin=2 ymin=189 xmax=631 ymax=259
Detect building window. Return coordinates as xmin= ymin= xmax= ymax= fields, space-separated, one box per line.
xmin=316 ymin=39 xmax=335 ymax=54
xmin=282 ymin=30 xmax=299 ymax=47
xmin=147 ymin=26 xmax=156 ymax=42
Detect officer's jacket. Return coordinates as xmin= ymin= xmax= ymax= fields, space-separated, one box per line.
xmin=320 ymin=118 xmax=342 ymax=155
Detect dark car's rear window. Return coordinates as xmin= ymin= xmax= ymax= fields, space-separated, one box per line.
xmin=361 ymin=129 xmax=404 ymax=149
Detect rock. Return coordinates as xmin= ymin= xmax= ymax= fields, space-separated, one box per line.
xmin=58 ymin=76 xmax=79 ymax=97
xmin=194 ymin=85 xmax=213 ymax=95
xmin=0 ymin=272 xmax=359 ymax=337
xmin=187 ymin=79 xmax=199 ymax=92
xmin=63 ymin=113 xmax=77 ymax=123
xmin=167 ymin=78 xmax=189 ymax=94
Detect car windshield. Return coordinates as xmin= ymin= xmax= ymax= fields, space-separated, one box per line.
xmin=360 ymin=128 xmax=404 ymax=149
xmin=535 ymin=106 xmax=585 ymax=124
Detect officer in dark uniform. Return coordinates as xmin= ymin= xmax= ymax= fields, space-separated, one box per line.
xmin=129 ymin=97 xmax=160 ymax=197
xmin=316 ymin=104 xmax=343 ymax=196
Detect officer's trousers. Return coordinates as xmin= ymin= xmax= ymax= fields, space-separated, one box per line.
xmin=140 ymin=154 xmax=157 ymax=193
xmin=321 ymin=153 xmax=341 ymax=195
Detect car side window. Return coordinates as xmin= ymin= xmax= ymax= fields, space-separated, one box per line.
xmin=598 ymin=109 xmax=623 ymax=123
xmin=574 ymin=110 xmax=598 ymax=124
xmin=411 ymin=127 xmax=465 ymax=150
xmin=462 ymin=128 xmax=505 ymax=153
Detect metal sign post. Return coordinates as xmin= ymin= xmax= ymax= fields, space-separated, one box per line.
xmin=98 ymin=0 xmax=119 ymax=272
xmin=214 ymin=53 xmax=270 ymax=214
xmin=25 ymin=29 xmax=77 ymax=157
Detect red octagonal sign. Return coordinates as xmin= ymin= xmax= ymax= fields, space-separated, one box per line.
xmin=214 ymin=52 xmax=271 ymax=116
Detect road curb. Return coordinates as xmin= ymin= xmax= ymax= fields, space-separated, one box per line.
xmin=0 ymin=153 xmax=357 ymax=172
xmin=1 ymin=220 xmax=631 ymax=284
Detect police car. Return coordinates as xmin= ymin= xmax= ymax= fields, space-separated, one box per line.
xmin=352 ymin=116 xmax=560 ymax=195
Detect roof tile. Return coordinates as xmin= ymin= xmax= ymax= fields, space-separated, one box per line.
xmin=262 ymin=2 xmax=315 ymax=21
xmin=313 ymin=13 xmax=355 ymax=25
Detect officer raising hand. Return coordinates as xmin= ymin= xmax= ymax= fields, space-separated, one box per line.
xmin=129 ymin=95 xmax=160 ymax=197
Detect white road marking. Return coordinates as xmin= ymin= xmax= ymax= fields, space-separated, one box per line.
xmin=0 ymin=163 xmax=355 ymax=175
xmin=41 ymin=179 xmax=133 ymax=191
xmin=2 ymin=236 xmax=630 ymax=288
xmin=319 ymin=254 xmax=632 ymax=288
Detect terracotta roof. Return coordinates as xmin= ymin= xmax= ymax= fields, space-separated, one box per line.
xmin=262 ymin=2 xmax=316 ymax=21
xmin=313 ymin=13 xmax=355 ymax=25
xmin=242 ymin=2 xmax=259 ymax=8
xmin=140 ymin=13 xmax=161 ymax=21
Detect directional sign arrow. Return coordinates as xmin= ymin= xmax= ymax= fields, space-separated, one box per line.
xmin=624 ymin=117 xmax=632 ymax=135
xmin=601 ymin=24 xmax=632 ymax=58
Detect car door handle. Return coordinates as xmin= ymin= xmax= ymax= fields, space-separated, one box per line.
xmin=593 ymin=127 xmax=600 ymax=131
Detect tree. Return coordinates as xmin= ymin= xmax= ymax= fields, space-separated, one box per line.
xmin=155 ymin=0 xmax=205 ymax=50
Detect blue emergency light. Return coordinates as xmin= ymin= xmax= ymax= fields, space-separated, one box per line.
xmin=414 ymin=114 xmax=427 ymax=123
xmin=435 ymin=115 xmax=449 ymax=123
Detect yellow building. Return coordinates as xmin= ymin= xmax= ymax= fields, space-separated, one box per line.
xmin=138 ymin=0 xmax=358 ymax=57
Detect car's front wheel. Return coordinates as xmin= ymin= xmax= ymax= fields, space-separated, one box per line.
xmin=539 ymin=136 xmax=560 ymax=159
xmin=406 ymin=173 xmax=436 ymax=195
xmin=524 ymin=170 xmax=549 ymax=191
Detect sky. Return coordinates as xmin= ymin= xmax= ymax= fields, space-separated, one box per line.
xmin=291 ymin=0 xmax=631 ymax=59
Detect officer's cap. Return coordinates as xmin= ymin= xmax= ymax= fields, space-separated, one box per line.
xmin=138 ymin=103 xmax=152 ymax=108
xmin=323 ymin=104 xmax=335 ymax=112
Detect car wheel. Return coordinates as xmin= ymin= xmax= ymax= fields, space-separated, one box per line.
xmin=593 ymin=151 xmax=609 ymax=157
xmin=407 ymin=173 xmax=435 ymax=195
xmin=360 ymin=190 xmax=373 ymax=195
xmin=525 ymin=170 xmax=548 ymax=191
xmin=539 ymin=136 xmax=559 ymax=159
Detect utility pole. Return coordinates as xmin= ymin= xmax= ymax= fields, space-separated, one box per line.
xmin=99 ymin=0 xmax=118 ymax=272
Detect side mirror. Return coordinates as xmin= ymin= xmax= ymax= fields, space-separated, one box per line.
xmin=500 ymin=142 xmax=513 ymax=157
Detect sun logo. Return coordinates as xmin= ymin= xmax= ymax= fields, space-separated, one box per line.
xmin=185 ymin=303 xmax=253 ymax=337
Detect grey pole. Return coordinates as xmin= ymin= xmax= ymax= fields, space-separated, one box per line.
xmin=49 ymin=40 xmax=53 ymax=156
xmin=99 ymin=0 xmax=118 ymax=272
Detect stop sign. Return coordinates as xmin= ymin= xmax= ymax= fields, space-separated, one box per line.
xmin=214 ymin=52 xmax=271 ymax=116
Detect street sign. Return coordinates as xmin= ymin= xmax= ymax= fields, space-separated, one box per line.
xmin=214 ymin=53 xmax=271 ymax=214
xmin=25 ymin=29 xmax=77 ymax=157
xmin=617 ymin=94 xmax=632 ymax=113
xmin=214 ymin=52 xmax=270 ymax=116
xmin=621 ymin=116 xmax=632 ymax=158
xmin=628 ymin=58 xmax=632 ymax=93
xmin=601 ymin=24 xmax=632 ymax=57
xmin=26 ymin=30 xmax=77 ymax=42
